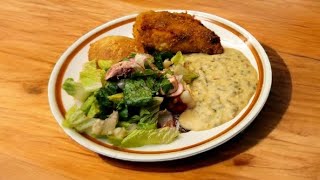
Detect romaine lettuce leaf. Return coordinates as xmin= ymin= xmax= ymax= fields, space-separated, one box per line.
xmin=160 ymin=77 xmax=173 ymax=94
xmin=152 ymin=51 xmax=174 ymax=70
xmin=131 ymin=69 xmax=159 ymax=78
xmin=63 ymin=105 xmax=87 ymax=127
xmin=123 ymin=79 xmax=153 ymax=107
xmin=137 ymin=122 xmax=157 ymax=130
xmin=171 ymin=51 xmax=184 ymax=65
xmin=97 ymin=60 xmax=113 ymax=71
xmin=87 ymin=101 xmax=100 ymax=118
xmin=62 ymin=78 xmax=91 ymax=102
xmin=81 ymin=95 xmax=96 ymax=113
xmin=116 ymin=100 xmax=129 ymax=120
xmin=63 ymin=105 xmax=96 ymax=132
xmin=75 ymin=118 xmax=97 ymax=132
xmin=173 ymin=64 xmax=199 ymax=84
xmin=79 ymin=94 xmax=100 ymax=118
xmin=120 ymin=127 xmax=179 ymax=147
xmin=80 ymin=61 xmax=104 ymax=92
xmin=136 ymin=97 xmax=163 ymax=130
xmin=145 ymin=77 xmax=160 ymax=95
xmin=108 ymin=93 xmax=124 ymax=103
xmin=91 ymin=111 xmax=118 ymax=136
xmin=62 ymin=61 xmax=105 ymax=102
xmin=95 ymin=82 xmax=119 ymax=119
xmin=63 ymin=105 xmax=78 ymax=127
xmin=183 ymin=71 xmax=199 ymax=84
xmin=128 ymin=115 xmax=140 ymax=123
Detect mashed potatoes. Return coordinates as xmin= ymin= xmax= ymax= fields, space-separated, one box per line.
xmin=179 ymin=48 xmax=258 ymax=131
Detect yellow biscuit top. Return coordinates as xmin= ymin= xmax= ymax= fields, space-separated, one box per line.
xmin=88 ymin=36 xmax=144 ymax=63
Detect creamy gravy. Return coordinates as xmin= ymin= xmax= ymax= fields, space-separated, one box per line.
xmin=179 ymin=48 xmax=258 ymax=131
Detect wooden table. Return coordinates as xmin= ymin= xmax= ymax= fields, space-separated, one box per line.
xmin=1 ymin=0 xmax=319 ymax=179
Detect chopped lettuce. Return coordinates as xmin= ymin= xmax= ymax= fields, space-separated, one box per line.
xmin=171 ymin=51 xmax=184 ymax=65
xmin=63 ymin=105 xmax=78 ymax=127
xmin=118 ymin=121 xmax=132 ymax=128
xmin=106 ymin=127 xmax=128 ymax=146
xmin=145 ymin=77 xmax=161 ymax=95
xmin=62 ymin=78 xmax=91 ymax=102
xmin=63 ymin=105 xmax=87 ymax=127
xmin=137 ymin=97 xmax=163 ymax=130
xmin=108 ymin=93 xmax=124 ymax=103
xmin=80 ymin=94 xmax=100 ymax=118
xmin=107 ymin=136 xmax=123 ymax=146
xmin=95 ymin=82 xmax=119 ymax=119
xmin=116 ymin=100 xmax=129 ymax=120
xmin=171 ymin=51 xmax=199 ymax=83
xmin=91 ymin=111 xmax=118 ymax=136
xmin=80 ymin=61 xmax=104 ymax=92
xmin=81 ymin=95 xmax=96 ymax=113
xmin=63 ymin=105 xmax=96 ymax=133
xmin=137 ymin=123 xmax=157 ymax=130
xmin=87 ymin=101 xmax=100 ymax=118
xmin=140 ymin=97 xmax=163 ymax=119
xmin=174 ymin=64 xmax=199 ymax=84
xmin=183 ymin=71 xmax=199 ymax=84
xmin=101 ymin=82 xmax=119 ymax=95
xmin=62 ymin=53 xmax=185 ymax=148
xmin=62 ymin=61 xmax=105 ymax=102
xmin=120 ymin=97 xmax=163 ymax=129
xmin=152 ymin=51 xmax=174 ymax=70
xmin=131 ymin=69 xmax=158 ymax=78
xmin=75 ymin=118 xmax=97 ymax=132
xmin=120 ymin=127 xmax=179 ymax=147
xmin=160 ymin=77 xmax=173 ymax=94
xmin=119 ymin=108 xmax=129 ymax=120
xmin=118 ymin=122 xmax=138 ymax=134
xmin=123 ymin=79 xmax=153 ymax=107
xmin=97 ymin=60 xmax=113 ymax=71
xmin=128 ymin=115 xmax=141 ymax=123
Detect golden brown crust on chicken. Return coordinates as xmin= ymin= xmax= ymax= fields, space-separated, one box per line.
xmin=88 ymin=36 xmax=144 ymax=63
xmin=133 ymin=11 xmax=223 ymax=55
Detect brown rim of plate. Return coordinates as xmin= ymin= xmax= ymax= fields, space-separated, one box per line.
xmin=55 ymin=15 xmax=264 ymax=154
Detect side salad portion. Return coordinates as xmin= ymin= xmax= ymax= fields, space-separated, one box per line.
xmin=62 ymin=51 xmax=198 ymax=147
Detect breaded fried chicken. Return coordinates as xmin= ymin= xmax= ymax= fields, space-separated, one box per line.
xmin=133 ymin=11 xmax=223 ymax=54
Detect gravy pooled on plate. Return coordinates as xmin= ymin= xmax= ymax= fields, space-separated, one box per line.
xmin=179 ymin=48 xmax=258 ymax=130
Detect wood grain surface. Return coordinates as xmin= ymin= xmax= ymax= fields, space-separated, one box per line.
xmin=0 ymin=0 xmax=319 ymax=179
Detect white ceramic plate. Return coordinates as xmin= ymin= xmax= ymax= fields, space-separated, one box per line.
xmin=48 ymin=10 xmax=272 ymax=162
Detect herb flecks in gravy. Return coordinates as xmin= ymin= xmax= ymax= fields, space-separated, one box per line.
xmin=179 ymin=48 xmax=258 ymax=131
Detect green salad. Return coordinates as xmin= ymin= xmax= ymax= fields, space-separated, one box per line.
xmin=62 ymin=51 xmax=198 ymax=147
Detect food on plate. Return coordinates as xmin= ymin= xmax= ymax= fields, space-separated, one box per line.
xmin=61 ymin=11 xmax=258 ymax=148
xmin=179 ymin=49 xmax=258 ymax=130
xmin=133 ymin=11 xmax=223 ymax=54
xmin=62 ymin=48 xmax=257 ymax=147
xmin=88 ymin=36 xmax=144 ymax=63
xmin=62 ymin=51 xmax=198 ymax=147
